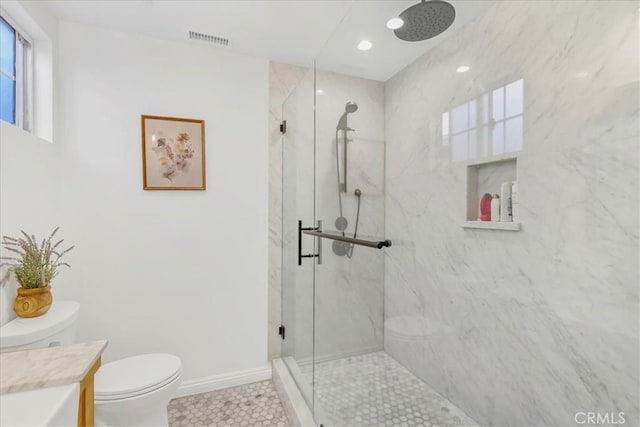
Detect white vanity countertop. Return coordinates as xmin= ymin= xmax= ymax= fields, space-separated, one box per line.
xmin=0 ymin=383 xmax=80 ymax=426
xmin=0 ymin=340 xmax=108 ymax=394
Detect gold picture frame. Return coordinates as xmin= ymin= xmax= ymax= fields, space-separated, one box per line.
xmin=141 ymin=115 xmax=206 ymax=190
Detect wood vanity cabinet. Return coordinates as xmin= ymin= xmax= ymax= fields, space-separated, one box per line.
xmin=78 ymin=357 xmax=101 ymax=427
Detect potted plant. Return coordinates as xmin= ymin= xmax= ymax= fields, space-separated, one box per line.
xmin=0 ymin=227 xmax=74 ymax=318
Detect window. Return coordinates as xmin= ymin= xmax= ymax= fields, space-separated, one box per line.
xmin=491 ymin=79 xmax=524 ymax=155
xmin=447 ymin=98 xmax=478 ymax=162
xmin=442 ymin=78 xmax=524 ymax=162
xmin=0 ymin=14 xmax=31 ymax=130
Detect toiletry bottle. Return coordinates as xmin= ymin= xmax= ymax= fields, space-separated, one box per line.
xmin=491 ymin=194 xmax=500 ymax=222
xmin=511 ymin=181 xmax=519 ymax=222
xmin=500 ymin=182 xmax=512 ymax=222
xmin=480 ymin=193 xmax=492 ymax=221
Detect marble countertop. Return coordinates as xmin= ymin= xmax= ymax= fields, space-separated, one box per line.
xmin=0 ymin=340 xmax=108 ymax=394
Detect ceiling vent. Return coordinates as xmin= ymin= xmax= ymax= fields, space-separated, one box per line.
xmin=188 ymin=31 xmax=229 ymax=47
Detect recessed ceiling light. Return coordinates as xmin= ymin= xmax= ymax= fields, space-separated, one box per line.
xmin=574 ymin=71 xmax=589 ymax=78
xmin=316 ymin=89 xmax=324 ymax=95
xmin=456 ymin=65 xmax=470 ymax=73
xmin=357 ymin=40 xmax=373 ymax=51
xmin=386 ymin=17 xmax=404 ymax=30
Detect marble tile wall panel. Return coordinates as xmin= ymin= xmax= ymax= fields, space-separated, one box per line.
xmin=268 ymin=62 xmax=308 ymax=360
xmin=384 ymin=2 xmax=639 ymax=426
xmin=281 ymin=69 xmax=316 ymax=369
xmin=313 ymin=69 xmax=386 ymax=361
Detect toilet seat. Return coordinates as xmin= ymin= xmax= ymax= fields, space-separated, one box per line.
xmin=94 ymin=354 xmax=182 ymax=401
xmin=95 ymin=368 xmax=182 ymax=401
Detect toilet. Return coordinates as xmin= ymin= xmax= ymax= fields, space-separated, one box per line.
xmin=0 ymin=301 xmax=182 ymax=426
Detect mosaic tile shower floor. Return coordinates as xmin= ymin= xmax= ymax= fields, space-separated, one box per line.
xmin=298 ymin=351 xmax=478 ymax=427
xmin=168 ymin=380 xmax=290 ymax=427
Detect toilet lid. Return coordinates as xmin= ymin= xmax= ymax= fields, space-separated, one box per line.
xmin=94 ymin=354 xmax=181 ymax=399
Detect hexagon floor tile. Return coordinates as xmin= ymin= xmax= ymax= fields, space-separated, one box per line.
xmin=168 ymin=380 xmax=290 ymax=427
xmin=299 ymin=352 xmax=478 ymax=427
xmin=169 ymin=352 xmax=478 ymax=427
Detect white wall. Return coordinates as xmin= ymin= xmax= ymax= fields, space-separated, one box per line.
xmin=55 ymin=22 xmax=269 ymax=382
xmin=0 ymin=124 xmax=59 ymax=326
xmin=0 ymin=0 xmax=58 ymax=327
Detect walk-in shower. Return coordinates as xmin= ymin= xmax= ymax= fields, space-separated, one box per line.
xmin=278 ymin=1 xmax=638 ymax=426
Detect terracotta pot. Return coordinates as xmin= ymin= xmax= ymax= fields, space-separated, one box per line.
xmin=14 ymin=285 xmax=52 ymax=318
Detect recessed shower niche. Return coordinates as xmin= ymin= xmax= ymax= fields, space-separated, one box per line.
xmin=464 ymin=157 xmax=521 ymax=231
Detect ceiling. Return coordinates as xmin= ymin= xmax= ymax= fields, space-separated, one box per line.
xmin=44 ymin=0 xmax=493 ymax=82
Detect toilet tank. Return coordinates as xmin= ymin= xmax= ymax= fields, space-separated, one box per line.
xmin=0 ymin=301 xmax=79 ymax=352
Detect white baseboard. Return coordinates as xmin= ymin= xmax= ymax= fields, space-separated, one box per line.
xmin=176 ymin=364 xmax=272 ymax=398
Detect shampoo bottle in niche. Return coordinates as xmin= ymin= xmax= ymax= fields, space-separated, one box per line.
xmin=511 ymin=181 xmax=519 ymax=222
xmin=491 ymin=194 xmax=500 ymax=222
xmin=480 ymin=193 xmax=492 ymax=221
xmin=500 ymin=182 xmax=513 ymax=222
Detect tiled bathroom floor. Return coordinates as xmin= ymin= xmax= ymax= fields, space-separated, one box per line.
xmin=168 ymin=352 xmax=476 ymax=427
xmin=168 ymin=380 xmax=290 ymax=427
xmin=299 ymin=351 xmax=478 ymax=427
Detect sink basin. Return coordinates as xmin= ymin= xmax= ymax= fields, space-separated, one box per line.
xmin=1 ymin=383 xmax=79 ymax=426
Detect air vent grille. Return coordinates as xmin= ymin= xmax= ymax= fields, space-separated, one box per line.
xmin=188 ymin=31 xmax=229 ymax=46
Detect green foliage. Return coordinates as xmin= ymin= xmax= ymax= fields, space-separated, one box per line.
xmin=0 ymin=228 xmax=74 ymax=289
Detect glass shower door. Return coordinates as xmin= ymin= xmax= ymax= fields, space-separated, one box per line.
xmin=280 ymin=69 xmax=316 ymax=408
xmin=311 ymin=65 xmax=388 ymax=426
xmin=281 ymin=62 xmax=391 ymax=425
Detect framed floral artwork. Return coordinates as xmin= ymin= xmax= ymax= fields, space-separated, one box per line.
xmin=141 ymin=115 xmax=206 ymax=190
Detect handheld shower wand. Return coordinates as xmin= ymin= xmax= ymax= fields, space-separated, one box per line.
xmin=346 ymin=188 xmax=362 ymax=258
xmin=336 ymin=102 xmax=358 ymax=194
xmin=332 ymin=101 xmax=363 ymax=258
xmin=336 ymin=102 xmax=358 ymax=131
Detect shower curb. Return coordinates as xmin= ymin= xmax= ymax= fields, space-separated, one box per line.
xmin=272 ymin=359 xmax=316 ymax=427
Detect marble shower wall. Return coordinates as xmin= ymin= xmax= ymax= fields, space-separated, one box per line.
xmin=268 ymin=62 xmax=308 ymax=360
xmin=314 ymin=69 xmax=386 ymax=361
xmin=384 ymin=2 xmax=639 ymax=426
xmin=281 ymin=68 xmax=315 ymax=366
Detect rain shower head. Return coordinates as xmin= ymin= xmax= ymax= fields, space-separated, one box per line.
xmin=337 ymin=101 xmax=358 ymax=131
xmin=394 ymin=0 xmax=456 ymax=42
